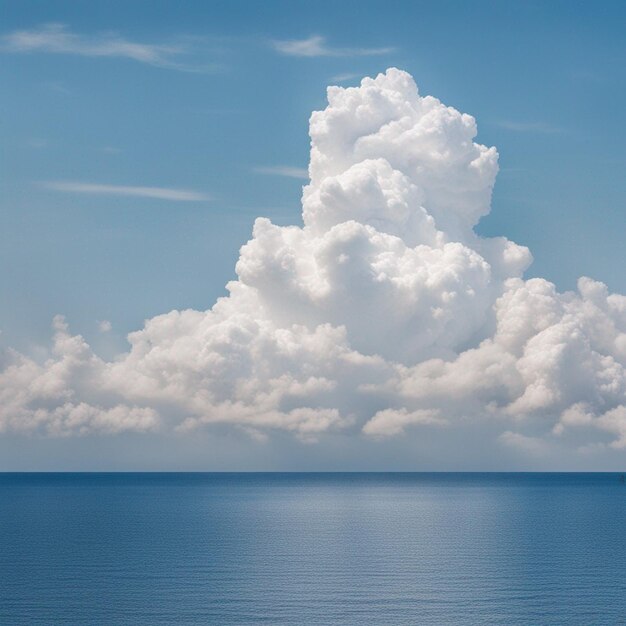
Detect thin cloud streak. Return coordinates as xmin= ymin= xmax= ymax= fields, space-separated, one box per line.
xmin=272 ymin=35 xmax=394 ymax=58
xmin=42 ymin=181 xmax=210 ymax=202
xmin=254 ymin=166 xmax=309 ymax=180
xmin=496 ymin=120 xmax=564 ymax=134
xmin=1 ymin=23 xmax=215 ymax=72
xmin=331 ymin=72 xmax=362 ymax=83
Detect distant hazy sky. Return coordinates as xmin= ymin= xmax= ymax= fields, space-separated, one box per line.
xmin=1 ymin=1 xmax=625 ymax=470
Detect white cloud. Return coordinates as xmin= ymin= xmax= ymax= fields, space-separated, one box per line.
xmin=331 ymin=73 xmax=362 ymax=83
xmin=27 ymin=138 xmax=48 ymax=149
xmin=42 ymin=181 xmax=210 ymax=202
xmin=0 ymin=316 xmax=158 ymax=436
xmin=554 ymin=403 xmax=626 ymax=449
xmin=253 ymin=166 xmax=309 ymax=180
xmin=499 ymin=431 xmax=551 ymax=456
xmin=363 ymin=409 xmax=447 ymax=437
xmin=496 ymin=120 xmax=563 ymax=134
xmin=272 ymin=35 xmax=394 ymax=58
xmin=1 ymin=23 xmax=212 ymax=72
xmin=98 ymin=320 xmax=112 ymax=333
xmin=1 ymin=69 xmax=624 ymax=453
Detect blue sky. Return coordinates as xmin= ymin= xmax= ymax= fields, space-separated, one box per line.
xmin=3 ymin=0 xmax=625 ymax=352
xmin=1 ymin=1 xmax=625 ymax=469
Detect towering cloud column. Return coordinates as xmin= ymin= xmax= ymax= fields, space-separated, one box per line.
xmin=1 ymin=69 xmax=625 ymax=453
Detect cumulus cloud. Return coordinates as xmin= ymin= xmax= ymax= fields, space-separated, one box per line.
xmin=499 ymin=431 xmax=551 ymax=456
xmin=0 ymin=316 xmax=158 ymax=436
xmin=2 ymin=69 xmax=624 ymax=454
xmin=362 ymin=409 xmax=447 ymax=438
xmin=98 ymin=320 xmax=112 ymax=333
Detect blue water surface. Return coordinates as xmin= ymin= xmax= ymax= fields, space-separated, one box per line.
xmin=1 ymin=473 xmax=625 ymax=625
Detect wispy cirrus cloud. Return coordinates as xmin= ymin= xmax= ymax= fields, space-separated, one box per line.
xmin=101 ymin=146 xmax=123 ymax=155
xmin=272 ymin=35 xmax=394 ymax=58
xmin=1 ymin=23 xmax=216 ymax=72
xmin=253 ymin=165 xmax=308 ymax=180
xmin=331 ymin=72 xmax=363 ymax=83
xmin=42 ymin=181 xmax=210 ymax=202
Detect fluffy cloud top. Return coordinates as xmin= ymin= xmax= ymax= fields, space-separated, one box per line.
xmin=2 ymin=69 xmax=624 ymax=454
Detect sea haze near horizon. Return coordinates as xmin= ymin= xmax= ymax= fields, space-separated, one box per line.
xmin=1 ymin=472 xmax=625 ymax=625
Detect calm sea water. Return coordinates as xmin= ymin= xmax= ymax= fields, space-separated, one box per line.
xmin=1 ymin=473 xmax=626 ymax=625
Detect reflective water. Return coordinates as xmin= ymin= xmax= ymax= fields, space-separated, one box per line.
xmin=1 ymin=473 xmax=625 ymax=624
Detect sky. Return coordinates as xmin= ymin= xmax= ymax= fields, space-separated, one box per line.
xmin=1 ymin=0 xmax=625 ymax=470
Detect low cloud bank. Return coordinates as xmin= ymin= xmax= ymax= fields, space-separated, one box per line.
xmin=2 ymin=69 xmax=624 ymax=454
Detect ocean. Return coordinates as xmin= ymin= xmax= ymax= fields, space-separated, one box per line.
xmin=1 ymin=473 xmax=625 ymax=624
